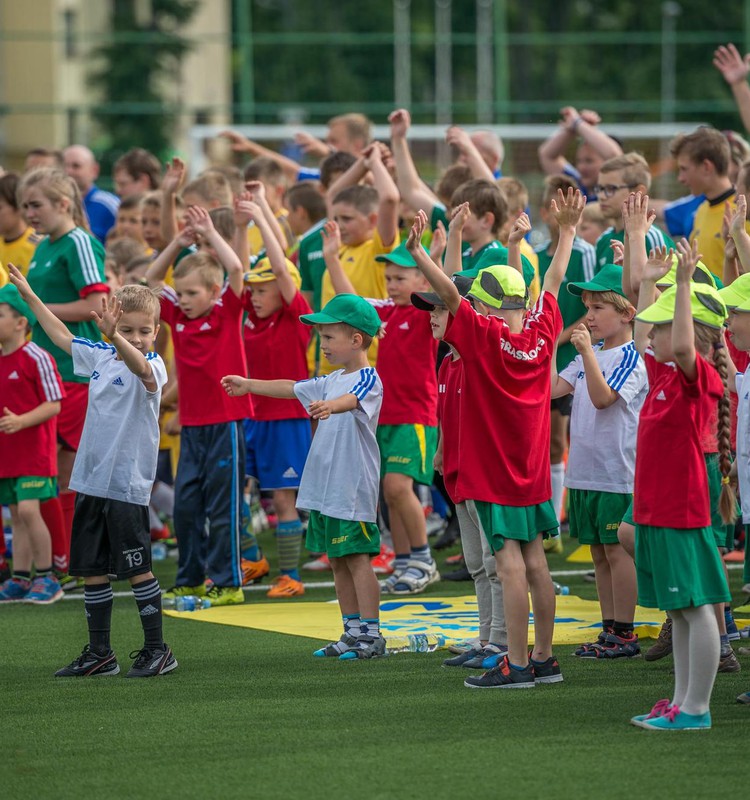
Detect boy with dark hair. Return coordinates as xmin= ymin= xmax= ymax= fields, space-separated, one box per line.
xmin=113 ymin=148 xmax=162 ymax=197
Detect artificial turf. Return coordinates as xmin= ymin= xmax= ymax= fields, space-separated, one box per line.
xmin=4 ymin=534 xmax=748 ymax=800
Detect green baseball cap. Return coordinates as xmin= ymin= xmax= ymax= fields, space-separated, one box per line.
xmin=468 ymin=265 xmax=528 ymax=310
xmin=656 ymin=256 xmax=717 ymax=289
xmin=411 ymin=274 xmax=474 ymax=311
xmin=300 ymin=293 xmax=381 ymax=337
xmin=718 ymin=273 xmax=750 ymax=312
xmin=375 ymin=242 xmax=420 ymax=268
xmin=0 ymin=283 xmax=36 ymax=326
xmin=635 ymin=283 xmax=727 ymax=330
xmin=567 ymin=263 xmax=627 ymax=298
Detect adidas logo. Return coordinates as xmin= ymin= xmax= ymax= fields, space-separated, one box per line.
xmin=111 ymin=376 xmax=125 ymax=386
xmin=139 ymin=604 xmax=160 ymax=616
xmin=91 ymin=370 xmax=100 ymax=380
xmin=176 ymin=323 xmax=185 ymax=332
xmin=399 ymin=321 xmax=410 ymax=330
xmin=199 ymin=322 xmax=212 ymax=331
xmin=7 ymin=370 xmax=19 ymax=380
xmin=656 ymin=390 xmax=667 ymax=401
xmin=282 ymin=467 xmax=299 ymax=479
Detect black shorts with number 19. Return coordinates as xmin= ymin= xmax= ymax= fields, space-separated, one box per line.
xmin=69 ymin=494 xmax=151 ymax=579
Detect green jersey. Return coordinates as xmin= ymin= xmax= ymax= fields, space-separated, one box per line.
xmin=459 ymin=240 xmax=536 ymax=289
xmin=595 ymin=225 xmax=674 ymax=271
xmin=27 ymin=228 xmax=107 ymax=382
xmin=298 ymin=219 xmax=327 ymax=312
xmin=535 ymin=236 xmax=596 ymax=371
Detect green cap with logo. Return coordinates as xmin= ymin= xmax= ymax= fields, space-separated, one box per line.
xmin=567 ymin=263 xmax=627 ymax=298
xmin=0 ymin=283 xmax=36 ymax=326
xmin=375 ymin=242 xmax=421 ymax=268
xmin=635 ymin=283 xmax=727 ymax=330
xmin=467 ymin=265 xmax=528 ymax=310
xmin=300 ymin=293 xmax=381 ymax=337
xmin=718 ymin=272 xmax=750 ymax=312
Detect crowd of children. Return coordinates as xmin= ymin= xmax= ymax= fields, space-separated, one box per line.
xmin=2 ymin=43 xmax=750 ymax=726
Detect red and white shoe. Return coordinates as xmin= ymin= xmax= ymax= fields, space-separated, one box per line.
xmin=371 ymin=544 xmax=395 ymax=575
xmin=302 ymin=553 xmax=331 ymax=572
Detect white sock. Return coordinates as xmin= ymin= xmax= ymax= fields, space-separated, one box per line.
xmin=550 ymin=463 xmax=565 ymax=523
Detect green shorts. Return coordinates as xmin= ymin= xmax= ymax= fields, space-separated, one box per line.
xmin=705 ymin=453 xmax=737 ymax=550
xmin=568 ymin=488 xmax=631 ymax=545
xmin=622 ymin=499 xmax=635 ymax=527
xmin=635 ymin=524 xmax=731 ymax=611
xmin=376 ymin=424 xmax=437 ymax=484
xmin=475 ymin=499 xmax=558 ymax=554
xmin=305 ymin=510 xmax=380 ymax=558
xmin=0 ymin=476 xmax=57 ymax=506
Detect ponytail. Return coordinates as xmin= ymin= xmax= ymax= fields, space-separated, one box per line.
xmin=711 ymin=341 xmax=738 ymax=525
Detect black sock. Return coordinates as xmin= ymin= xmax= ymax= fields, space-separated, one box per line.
xmin=602 ymin=618 xmax=614 ymax=633
xmin=36 ymin=566 xmax=52 ymax=578
xmin=132 ymin=577 xmax=163 ymax=650
xmin=84 ymin=583 xmax=113 ymax=655
xmin=13 ymin=570 xmax=31 ymax=583
xmin=613 ymin=620 xmax=634 ymax=638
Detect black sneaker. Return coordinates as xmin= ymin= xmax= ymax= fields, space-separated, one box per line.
xmin=443 ymin=566 xmax=472 ymax=582
xmin=464 ymin=656 xmax=535 ymax=689
xmin=443 ymin=647 xmax=483 ymax=667
xmin=531 ymin=655 xmax=564 ymax=684
xmin=433 ymin=516 xmax=460 ymax=550
xmin=55 ymin=644 xmax=120 ymax=677
xmin=125 ymin=644 xmax=178 ymax=678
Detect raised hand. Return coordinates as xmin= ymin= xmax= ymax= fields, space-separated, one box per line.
xmin=675 ymin=238 xmax=701 ymax=285
xmin=429 ymin=220 xmax=447 ymax=263
xmin=713 ymin=43 xmax=750 ymax=86
xmin=445 ymin=126 xmax=473 ymax=153
xmin=550 ymin=187 xmax=586 ymax=228
xmin=244 ymin=180 xmax=266 ymax=202
xmin=362 ymin=142 xmax=384 ymax=170
xmin=610 ymin=239 xmax=625 ymax=266
xmin=6 ymin=263 xmax=35 ymax=302
xmin=729 ymin=194 xmax=748 ymax=238
xmin=185 ymin=205 xmax=214 ymax=237
xmin=162 ymin=157 xmax=186 ymax=196
xmin=508 ymin=212 xmax=532 ymax=245
xmin=579 ymin=109 xmax=602 ymax=126
xmin=388 ymin=108 xmax=411 ymax=138
xmin=622 ymin=192 xmax=655 ymax=237
xmin=294 ymin=131 xmax=330 ymax=158
xmin=321 ymin=219 xmax=342 ymax=260
xmin=406 ymin=210 xmax=428 ymax=255
xmin=91 ymin=294 xmax=123 ymax=340
xmin=643 ymin=245 xmax=674 ymax=283
xmin=218 ymin=129 xmax=253 ymax=153
xmin=448 ymin=201 xmax=471 ymax=234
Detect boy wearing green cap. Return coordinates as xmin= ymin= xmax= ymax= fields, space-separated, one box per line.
xmin=222 ymin=293 xmax=387 ymax=659
xmin=0 ymin=284 xmax=64 ymax=604
xmin=323 ymin=221 xmax=440 ymax=594
xmin=551 ymin=263 xmax=647 ymax=658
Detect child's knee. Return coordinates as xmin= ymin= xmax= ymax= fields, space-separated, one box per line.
xmin=15 ymin=499 xmax=42 ymax=528
xmin=382 ymin=472 xmax=413 ymax=504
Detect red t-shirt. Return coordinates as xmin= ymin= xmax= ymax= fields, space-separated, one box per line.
xmin=443 ymin=293 xmax=563 ymax=506
xmin=437 ymin=352 xmax=464 ymax=504
xmin=634 ymin=351 xmax=723 ymax=528
xmin=728 ymin=337 xmax=750 ymax=449
xmin=243 ymin=289 xmax=312 ymax=421
xmin=161 ymin=285 xmax=252 ymax=426
xmin=370 ymin=300 xmax=438 ymax=426
xmin=0 ymin=342 xmax=64 ymax=478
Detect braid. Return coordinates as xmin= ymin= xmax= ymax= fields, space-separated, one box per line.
xmin=712 ymin=343 xmax=738 ymax=525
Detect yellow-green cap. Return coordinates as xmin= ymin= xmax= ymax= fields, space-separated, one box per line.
xmin=718 ymin=273 xmax=750 ymax=312
xmin=656 ymin=255 xmax=717 ymax=289
xmin=244 ymin=257 xmax=302 ymax=290
xmin=468 ymin=265 xmax=528 ymax=310
xmin=300 ymin=293 xmax=381 ymax=337
xmin=635 ymin=283 xmax=727 ymax=330
xmin=0 ymin=283 xmax=36 ymax=326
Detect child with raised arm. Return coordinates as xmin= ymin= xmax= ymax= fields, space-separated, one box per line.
xmin=146 ymin=206 xmax=251 ymax=606
xmin=629 ymin=240 xmax=732 ymax=730
xmin=9 ymin=266 xmax=175 ymax=677
xmin=222 ymin=294 xmax=385 ymax=659
xmin=406 ymin=187 xmax=586 ymax=689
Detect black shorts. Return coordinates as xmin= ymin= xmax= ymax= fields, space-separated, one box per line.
xmin=551 ymin=394 xmax=573 ymax=417
xmin=69 ymin=494 xmax=151 ymax=580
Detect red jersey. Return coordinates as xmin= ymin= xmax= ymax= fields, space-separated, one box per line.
xmin=243 ymin=289 xmax=312 ymax=421
xmin=370 ymin=300 xmax=438 ymax=426
xmin=728 ymin=337 xmax=750 ymax=449
xmin=634 ymin=351 xmax=723 ymax=528
xmin=0 ymin=342 xmax=64 ymax=478
xmin=160 ymin=285 xmax=252 ymax=426
xmin=437 ymin=353 xmax=464 ymax=503
xmin=443 ymin=293 xmax=563 ymax=506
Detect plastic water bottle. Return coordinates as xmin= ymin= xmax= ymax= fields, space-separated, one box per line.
xmin=163 ymin=595 xmax=212 ymax=612
xmin=553 ymin=582 xmax=570 ymax=596
xmin=151 ymin=542 xmax=167 ymax=561
xmin=386 ymin=634 xmax=446 ymax=654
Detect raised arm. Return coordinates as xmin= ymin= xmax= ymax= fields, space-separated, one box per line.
xmin=729 ymin=194 xmax=750 ymax=275
xmin=538 ymin=107 xmax=622 ymax=175
xmin=406 ymin=210 xmax=461 ymax=314
xmin=245 ymin=180 xmax=290 ymax=251
xmin=444 ymin=202 xmax=469 ymax=277
xmin=622 ymin=191 xmax=656 ymax=304
xmin=634 ymin=245 xmax=673 ymax=355
xmin=388 ymin=109 xmax=440 ymax=216
xmin=364 ymin=143 xmax=399 ymax=248
xmin=160 ymin=157 xmax=186 ymax=246
xmin=232 ymin=191 xmax=252 ymax=268
xmin=672 ymin=239 xmax=700 ymax=380
xmin=326 ymin=153 xmax=368 ymax=217
xmin=219 ymin=129 xmax=308 ymax=183
xmin=187 ymin=206 xmax=244 ymax=298
xmin=506 ymin=212 xmax=531 ymax=275
xmin=8 ymin=265 xmax=74 ymax=353
xmin=445 ymin=126 xmax=495 ymax=181
xmin=321 ymin=220 xmax=356 ymax=296
xmin=145 ymin=228 xmax=194 ymax=288
xmin=542 ymin=188 xmax=586 ymax=297
xmin=713 ymin=44 xmax=750 ymax=135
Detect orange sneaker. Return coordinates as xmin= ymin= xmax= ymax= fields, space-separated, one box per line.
xmin=266 ymin=575 xmax=305 ymax=598
xmin=241 ymin=555 xmax=270 ymax=585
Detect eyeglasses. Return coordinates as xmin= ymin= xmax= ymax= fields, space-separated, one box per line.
xmin=593 ymin=183 xmax=638 ymax=199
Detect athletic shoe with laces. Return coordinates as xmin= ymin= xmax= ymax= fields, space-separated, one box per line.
xmin=339 ymin=635 xmax=387 ymax=660
xmin=532 ymin=655 xmax=564 ymax=683
xmin=644 ymin=617 xmax=672 ymax=661
xmin=56 ymin=572 xmax=85 ymax=593
xmin=241 ymin=555 xmax=270 ymax=585
xmin=266 ymin=574 xmax=305 ymax=598
xmin=631 ymin=698 xmax=672 ymax=724
xmin=302 ymin=553 xmax=331 ymax=572
xmin=718 ymin=649 xmax=741 ymax=673
xmin=24 ymin=574 xmax=63 ymax=605
xmin=633 ymin=705 xmax=711 ymax=731
xmin=204 ymin=585 xmax=244 ymax=606
xmin=371 ymin=544 xmax=395 ymax=575
xmin=55 ymin=644 xmax=119 ymax=677
xmin=443 ymin=647 xmax=484 ymax=667
xmin=580 ymin=632 xmax=640 ymax=659
xmin=462 ymin=646 xmax=498 ymax=669
xmin=0 ymin=577 xmax=31 ymax=602
xmin=163 ymin=583 xmax=207 ymax=600
xmin=464 ymin=656 xmax=535 ymax=689
xmin=125 ymin=643 xmax=177 ymax=677
xmin=313 ymin=633 xmax=359 ymax=657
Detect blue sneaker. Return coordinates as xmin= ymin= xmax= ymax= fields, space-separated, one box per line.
xmin=633 ymin=707 xmax=711 ymax=731
xmin=0 ymin=577 xmax=31 ymax=602
xmin=481 ymin=645 xmax=509 ymax=669
xmin=631 ymin=698 xmax=672 ymax=724
xmin=25 ymin=575 xmax=63 ymax=605
xmin=726 ymin=608 xmax=740 ymax=642
xmin=462 ymin=646 xmax=500 ymax=669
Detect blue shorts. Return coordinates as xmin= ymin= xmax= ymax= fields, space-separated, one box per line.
xmin=244 ymin=418 xmax=312 ymax=491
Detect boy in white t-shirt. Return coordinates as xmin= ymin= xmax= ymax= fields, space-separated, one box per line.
xmin=551 ymin=263 xmax=648 ymax=658
xmin=9 ymin=267 xmax=175 ymax=678
xmin=222 ymin=293 xmax=386 ymax=660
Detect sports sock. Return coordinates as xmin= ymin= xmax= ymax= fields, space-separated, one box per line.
xmin=410 ymin=544 xmax=432 ymax=563
xmin=361 ymin=618 xmax=380 ymax=638
xmin=12 ymin=570 xmax=31 ymax=585
xmin=276 ymin=519 xmax=303 ymax=580
xmin=132 ymin=577 xmax=164 ymax=650
xmin=41 ymin=497 xmax=68 ymax=573
xmin=240 ymin=532 xmax=261 ymax=562
xmin=550 ymin=462 xmax=565 ymax=523
xmin=84 ymin=582 xmax=114 ymax=655
xmin=613 ymin=621 xmax=634 ymax=638
xmin=35 ymin=566 xmax=52 ymax=579
xmin=393 ymin=553 xmax=410 ymax=573
xmin=602 ymin=618 xmax=614 ymax=633
xmin=720 ymin=633 xmax=731 ymax=657
xmin=58 ymin=491 xmax=76 ymax=557
xmin=331 ymin=614 xmax=360 ymax=653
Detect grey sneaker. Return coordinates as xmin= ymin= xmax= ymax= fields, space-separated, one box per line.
xmin=339 ymin=635 xmax=387 ymax=660
xmin=718 ymin=649 xmax=741 ymax=674
xmin=644 ymin=617 xmax=672 ymax=661
xmin=313 ymin=633 xmax=358 ymax=658
xmin=443 ymin=647 xmax=483 ymax=667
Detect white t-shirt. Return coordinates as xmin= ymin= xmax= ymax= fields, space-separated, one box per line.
xmin=559 ymin=341 xmax=648 ymax=494
xmin=293 ymin=367 xmax=382 ymax=522
xmin=69 ymin=338 xmax=168 ymax=506
xmin=735 ymin=372 xmax=750 ymax=523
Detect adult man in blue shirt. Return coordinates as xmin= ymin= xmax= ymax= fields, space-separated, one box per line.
xmin=63 ymin=145 xmax=120 ymax=243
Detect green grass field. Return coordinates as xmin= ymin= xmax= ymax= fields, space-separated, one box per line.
xmin=4 ymin=534 xmax=749 ymax=800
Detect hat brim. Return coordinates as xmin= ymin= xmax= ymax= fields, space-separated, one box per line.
xmin=299 ymin=311 xmax=340 ymax=327
xmin=375 ymin=253 xmax=418 ymax=267
xmin=567 ymin=280 xmax=625 ymax=298
xmin=411 ymin=291 xmax=446 ymax=311
xmin=719 ymin=284 xmax=750 ymax=310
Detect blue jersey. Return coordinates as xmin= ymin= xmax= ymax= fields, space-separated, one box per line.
xmin=83 ymin=185 xmax=119 ymax=243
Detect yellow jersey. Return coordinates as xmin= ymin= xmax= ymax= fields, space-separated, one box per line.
xmin=247 ymin=208 xmax=292 ymax=257
xmin=0 ymin=227 xmax=43 ymax=285
xmin=689 ymin=189 xmax=750 ymax=279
